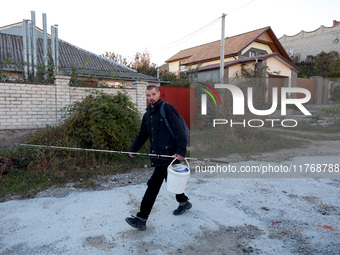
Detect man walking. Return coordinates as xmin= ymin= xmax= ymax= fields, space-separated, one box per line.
xmin=125 ymin=85 xmax=192 ymax=230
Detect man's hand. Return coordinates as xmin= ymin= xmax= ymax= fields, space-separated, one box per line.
xmin=172 ymin=154 xmax=184 ymax=161
xmin=129 ymin=153 xmax=135 ymax=158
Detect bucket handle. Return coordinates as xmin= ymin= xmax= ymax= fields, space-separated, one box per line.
xmin=170 ymin=156 xmax=190 ymax=169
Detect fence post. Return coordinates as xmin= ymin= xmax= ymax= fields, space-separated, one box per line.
xmin=133 ymin=81 xmax=148 ymax=115
xmin=314 ymin=76 xmax=323 ymax=104
xmin=291 ymin=71 xmax=298 ymax=88
xmin=323 ymin=78 xmax=329 ymax=104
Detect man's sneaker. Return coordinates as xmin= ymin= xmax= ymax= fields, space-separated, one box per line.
xmin=125 ymin=215 xmax=147 ymax=230
xmin=173 ymin=201 xmax=192 ymax=215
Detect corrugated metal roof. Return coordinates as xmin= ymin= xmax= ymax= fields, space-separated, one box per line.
xmin=0 ymin=32 xmax=159 ymax=82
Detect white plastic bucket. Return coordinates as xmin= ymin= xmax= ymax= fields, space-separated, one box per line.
xmin=167 ymin=157 xmax=190 ymax=194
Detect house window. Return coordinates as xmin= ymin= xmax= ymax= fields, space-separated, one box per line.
xmin=249 ymin=51 xmax=256 ymax=57
xmin=180 ymin=61 xmax=186 ymax=72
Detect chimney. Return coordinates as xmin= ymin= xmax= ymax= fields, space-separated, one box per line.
xmin=54 ymin=25 xmax=59 ymax=74
xmin=333 ymin=20 xmax=340 ymax=27
xmin=43 ymin=13 xmax=48 ymax=67
xmin=22 ymin=19 xmax=28 ymax=81
xmin=31 ymin=11 xmax=37 ymax=77
xmin=51 ymin=25 xmax=55 ymax=66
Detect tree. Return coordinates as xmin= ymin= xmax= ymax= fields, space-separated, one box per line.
xmin=101 ymin=52 xmax=130 ymax=66
xmin=292 ymin=51 xmax=340 ymax=78
xmin=101 ymin=49 xmax=191 ymax=87
xmin=159 ymin=71 xmax=191 ymax=87
xmin=325 ymin=51 xmax=340 ymax=78
xmin=131 ymin=49 xmax=158 ymax=77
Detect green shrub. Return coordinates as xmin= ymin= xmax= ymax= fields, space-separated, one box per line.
xmin=317 ymin=104 xmax=340 ymax=117
xmin=63 ymin=90 xmax=140 ymax=150
xmin=24 ymin=90 xmax=143 ymax=173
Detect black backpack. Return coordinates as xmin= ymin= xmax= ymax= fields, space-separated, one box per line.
xmin=160 ymin=103 xmax=189 ymax=145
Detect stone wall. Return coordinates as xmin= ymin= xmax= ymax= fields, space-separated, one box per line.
xmin=279 ymin=24 xmax=340 ymax=60
xmin=0 ymin=76 xmax=148 ymax=130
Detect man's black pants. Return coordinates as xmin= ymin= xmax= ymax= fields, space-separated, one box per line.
xmin=136 ymin=165 xmax=188 ymax=219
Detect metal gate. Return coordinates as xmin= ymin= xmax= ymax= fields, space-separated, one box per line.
xmin=158 ymin=86 xmax=197 ymax=129
xmin=297 ymin=78 xmax=316 ymax=104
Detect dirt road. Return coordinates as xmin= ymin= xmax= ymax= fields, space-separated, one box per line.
xmin=0 ymin=133 xmax=339 ymax=255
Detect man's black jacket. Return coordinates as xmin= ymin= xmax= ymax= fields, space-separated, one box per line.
xmin=129 ymin=99 xmax=187 ymax=167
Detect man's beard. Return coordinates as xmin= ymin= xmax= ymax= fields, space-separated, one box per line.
xmin=150 ymin=99 xmax=158 ymax=105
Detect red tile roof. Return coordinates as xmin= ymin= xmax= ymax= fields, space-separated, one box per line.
xmin=166 ymin=26 xmax=290 ymax=65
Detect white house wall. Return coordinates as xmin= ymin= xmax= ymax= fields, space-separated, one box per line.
xmin=266 ymin=57 xmax=292 ymax=78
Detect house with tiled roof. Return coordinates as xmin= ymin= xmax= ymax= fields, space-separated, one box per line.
xmin=166 ymin=26 xmax=300 ymax=85
xmin=0 ymin=20 xmax=160 ymax=87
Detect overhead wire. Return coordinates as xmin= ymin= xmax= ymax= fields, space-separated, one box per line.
xmin=228 ymin=0 xmax=255 ymax=15
xmin=151 ymin=16 xmax=221 ymax=53
xmin=150 ymin=0 xmax=256 ymax=59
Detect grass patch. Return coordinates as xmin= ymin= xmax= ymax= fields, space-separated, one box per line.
xmin=0 ymin=168 xmax=53 ymax=200
xmin=0 ymin=148 xmax=150 ymax=201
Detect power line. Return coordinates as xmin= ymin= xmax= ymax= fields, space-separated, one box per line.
xmin=150 ymin=0 xmax=256 ymax=62
xmin=228 ymin=0 xmax=255 ymax=15
xmin=152 ymin=16 xmax=221 ymax=53
xmin=152 ymin=0 xmax=256 ymax=53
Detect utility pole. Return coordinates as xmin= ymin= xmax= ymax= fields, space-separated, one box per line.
xmin=220 ymin=13 xmax=226 ymax=83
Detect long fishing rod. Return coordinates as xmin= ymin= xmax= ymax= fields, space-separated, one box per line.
xmin=18 ymin=144 xmax=229 ymax=164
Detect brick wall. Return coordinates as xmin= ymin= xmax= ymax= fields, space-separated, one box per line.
xmin=135 ymin=81 xmax=148 ymax=114
xmin=0 ymin=76 xmax=148 ymax=130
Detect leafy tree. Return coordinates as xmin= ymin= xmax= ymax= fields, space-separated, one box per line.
xmin=130 ymin=49 xmax=158 ymax=77
xmin=101 ymin=49 xmax=191 ymax=86
xmin=130 ymin=49 xmax=191 ymax=86
xmin=327 ymin=52 xmax=340 ymax=78
xmin=101 ymin=51 xmax=130 ymax=66
xmin=292 ymin=51 xmax=340 ymax=78
xmin=159 ymin=71 xmax=191 ymax=87
xmin=291 ymin=54 xmax=317 ymax=77
xmin=315 ymin=51 xmax=339 ymax=77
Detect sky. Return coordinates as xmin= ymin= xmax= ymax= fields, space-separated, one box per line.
xmin=1 ymin=0 xmax=340 ymax=66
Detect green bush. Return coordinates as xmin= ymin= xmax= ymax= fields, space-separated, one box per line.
xmin=27 ymin=90 xmax=141 ymax=151
xmin=24 ymin=90 xmax=145 ymax=174
xmin=60 ymin=90 xmax=141 ymax=150
xmin=316 ymin=104 xmax=340 ymax=117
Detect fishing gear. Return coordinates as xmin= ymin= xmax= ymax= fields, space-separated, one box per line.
xmin=18 ymin=144 xmax=229 ymax=164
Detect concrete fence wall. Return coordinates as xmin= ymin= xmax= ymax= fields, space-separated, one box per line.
xmin=0 ymin=76 xmax=148 ymax=130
